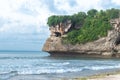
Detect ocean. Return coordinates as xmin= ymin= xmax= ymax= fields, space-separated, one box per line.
xmin=0 ymin=34 xmax=120 ymax=80
xmin=1 ymin=52 xmax=120 ymax=80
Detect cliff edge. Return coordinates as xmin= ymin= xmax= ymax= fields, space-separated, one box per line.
xmin=42 ymin=18 xmax=120 ymax=58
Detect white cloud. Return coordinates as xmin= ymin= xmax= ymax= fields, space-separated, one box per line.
xmin=112 ymin=0 xmax=120 ymax=5
xmin=0 ymin=0 xmax=53 ymax=34
xmin=75 ymin=0 xmax=103 ymax=10
xmin=0 ymin=0 xmax=119 ymax=34
xmin=54 ymin=0 xmax=103 ymax=14
xmin=54 ymin=0 xmax=72 ymax=13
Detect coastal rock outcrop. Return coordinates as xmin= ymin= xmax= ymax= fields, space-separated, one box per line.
xmin=50 ymin=20 xmax=72 ymax=37
xmin=43 ymin=18 xmax=120 ymax=58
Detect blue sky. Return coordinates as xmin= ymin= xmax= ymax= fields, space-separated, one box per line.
xmin=0 ymin=0 xmax=120 ymax=35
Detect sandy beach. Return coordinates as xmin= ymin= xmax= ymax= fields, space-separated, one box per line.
xmin=88 ymin=74 xmax=120 ymax=80
xmin=73 ymin=70 xmax=120 ymax=80
xmin=9 ymin=74 xmax=120 ymax=80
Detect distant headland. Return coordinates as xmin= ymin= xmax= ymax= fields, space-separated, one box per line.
xmin=43 ymin=8 xmax=120 ymax=58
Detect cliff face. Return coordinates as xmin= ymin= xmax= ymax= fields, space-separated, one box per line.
xmin=49 ymin=20 xmax=72 ymax=37
xmin=43 ymin=18 xmax=120 ymax=58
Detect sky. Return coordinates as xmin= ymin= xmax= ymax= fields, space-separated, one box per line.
xmin=0 ymin=0 xmax=120 ymax=51
xmin=0 ymin=0 xmax=120 ymax=35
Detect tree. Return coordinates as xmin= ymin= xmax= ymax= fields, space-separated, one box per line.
xmin=106 ymin=8 xmax=120 ymax=19
xmin=47 ymin=8 xmax=119 ymax=44
xmin=87 ymin=9 xmax=98 ymax=17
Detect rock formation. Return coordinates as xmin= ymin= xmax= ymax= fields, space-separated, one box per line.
xmin=50 ymin=20 xmax=72 ymax=37
xmin=43 ymin=18 xmax=120 ymax=58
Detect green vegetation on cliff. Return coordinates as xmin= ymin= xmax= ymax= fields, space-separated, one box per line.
xmin=47 ymin=8 xmax=120 ymax=44
xmin=47 ymin=15 xmax=72 ymax=26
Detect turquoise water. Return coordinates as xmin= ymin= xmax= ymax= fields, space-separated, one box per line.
xmin=1 ymin=52 xmax=120 ymax=79
xmin=0 ymin=34 xmax=120 ymax=79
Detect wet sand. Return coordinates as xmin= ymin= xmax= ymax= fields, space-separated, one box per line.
xmin=88 ymin=71 xmax=120 ymax=80
xmin=88 ymin=74 xmax=120 ymax=80
xmin=9 ymin=73 xmax=120 ymax=80
xmin=74 ymin=69 xmax=120 ymax=80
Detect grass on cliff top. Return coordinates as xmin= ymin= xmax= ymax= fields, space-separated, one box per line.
xmin=47 ymin=8 xmax=120 ymax=44
xmin=63 ymin=8 xmax=119 ymax=44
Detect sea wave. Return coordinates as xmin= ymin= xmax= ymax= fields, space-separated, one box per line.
xmin=0 ymin=71 xmax=18 ymax=80
xmin=50 ymin=62 xmax=70 ymax=66
xmin=1 ymin=52 xmax=120 ymax=76
xmin=18 ymin=68 xmax=82 ymax=74
xmin=83 ymin=64 xmax=120 ymax=70
xmin=0 ymin=65 xmax=120 ymax=76
xmin=11 ymin=64 xmax=120 ymax=74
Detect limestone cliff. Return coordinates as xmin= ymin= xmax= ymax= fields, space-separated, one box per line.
xmin=43 ymin=18 xmax=120 ymax=58
xmin=49 ymin=20 xmax=72 ymax=37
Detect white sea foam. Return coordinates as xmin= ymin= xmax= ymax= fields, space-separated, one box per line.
xmin=84 ymin=64 xmax=120 ymax=70
xmin=1 ymin=63 xmax=120 ymax=75
xmin=1 ymin=53 xmax=120 ymax=75
xmin=50 ymin=62 xmax=70 ymax=66
xmin=17 ymin=68 xmax=82 ymax=74
xmin=1 ymin=62 xmax=120 ymax=75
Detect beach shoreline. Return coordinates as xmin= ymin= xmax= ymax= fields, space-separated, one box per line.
xmin=73 ymin=69 xmax=120 ymax=80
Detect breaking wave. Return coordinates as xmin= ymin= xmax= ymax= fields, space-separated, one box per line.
xmin=0 ymin=52 xmax=120 ymax=77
